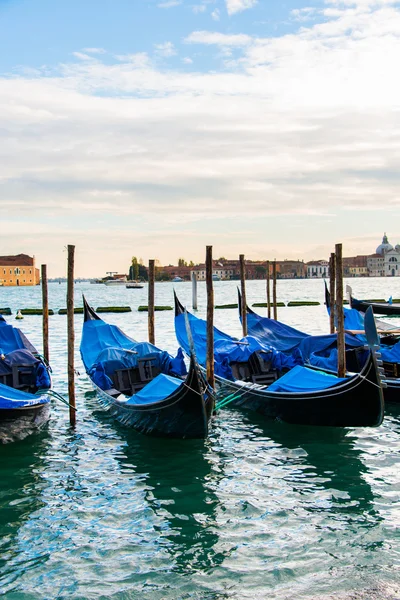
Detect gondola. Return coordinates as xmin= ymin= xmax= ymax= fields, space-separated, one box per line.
xmin=350 ymin=295 xmax=400 ymax=317
xmin=241 ymin=287 xmax=399 ymax=404
xmin=174 ymin=293 xmax=384 ymax=427
xmin=323 ymin=284 xmax=400 ymax=402
xmin=0 ymin=315 xmax=51 ymax=440
xmin=80 ymin=296 xmax=213 ymax=438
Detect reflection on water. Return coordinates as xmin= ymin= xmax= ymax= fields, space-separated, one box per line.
xmin=0 ymin=281 xmax=399 ymax=599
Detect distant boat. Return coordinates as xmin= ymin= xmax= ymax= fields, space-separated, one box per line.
xmin=104 ymin=278 xmax=127 ymax=286
xmin=212 ymin=274 xmax=220 ymax=281
xmin=172 ymin=277 xmax=183 ymax=283
xmin=126 ymin=281 xmax=144 ymax=289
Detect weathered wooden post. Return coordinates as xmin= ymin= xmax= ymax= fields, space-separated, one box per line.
xmin=41 ymin=264 xmax=49 ymax=364
xmin=272 ymin=260 xmax=278 ymax=321
xmin=206 ymin=246 xmax=215 ymax=389
xmin=67 ymin=245 xmax=76 ymax=426
xmin=266 ymin=260 xmax=271 ymax=318
xmin=148 ymin=259 xmax=155 ymax=345
xmin=191 ymin=270 xmax=198 ymax=310
xmin=335 ymin=243 xmax=346 ymax=377
xmin=329 ymin=252 xmax=336 ymax=334
xmin=239 ymin=254 xmax=247 ymax=337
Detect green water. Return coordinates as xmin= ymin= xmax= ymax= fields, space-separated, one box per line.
xmin=1 ymin=280 xmax=400 ymax=599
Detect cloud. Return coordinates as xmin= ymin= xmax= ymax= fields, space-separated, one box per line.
xmin=2 ymin=0 xmax=400 ymax=274
xmin=82 ymin=47 xmax=106 ymax=54
xmin=157 ymin=0 xmax=182 ymax=7
xmin=185 ymin=31 xmax=252 ymax=46
xmin=193 ymin=4 xmax=207 ymax=13
xmin=211 ymin=8 xmax=220 ymax=20
xmin=154 ymin=42 xmax=177 ymax=57
xmin=225 ymin=0 xmax=257 ymax=15
xmin=182 ymin=57 xmax=193 ymax=64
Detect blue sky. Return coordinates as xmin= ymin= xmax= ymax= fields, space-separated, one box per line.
xmin=1 ymin=0 xmax=400 ymax=276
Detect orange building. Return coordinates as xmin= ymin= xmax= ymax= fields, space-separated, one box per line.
xmin=0 ymin=254 xmax=40 ymax=286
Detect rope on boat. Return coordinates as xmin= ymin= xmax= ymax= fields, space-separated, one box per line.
xmin=214 ymin=381 xmax=262 ymax=411
xmin=36 ymin=389 xmax=77 ymax=411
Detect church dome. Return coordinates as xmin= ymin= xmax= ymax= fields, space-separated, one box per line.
xmin=376 ymin=233 xmax=393 ymax=255
xmin=395 ymin=244 xmax=400 ymax=252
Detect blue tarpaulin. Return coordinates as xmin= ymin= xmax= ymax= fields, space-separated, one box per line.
xmin=0 ymin=382 xmax=49 ymax=410
xmin=81 ymin=317 xmax=187 ymax=391
xmin=245 ymin=311 xmax=364 ymax=361
xmin=125 ymin=373 xmax=182 ymax=405
xmin=0 ymin=318 xmax=37 ymax=355
xmin=268 ymin=365 xmax=347 ymax=393
xmin=175 ymin=311 xmax=304 ymax=378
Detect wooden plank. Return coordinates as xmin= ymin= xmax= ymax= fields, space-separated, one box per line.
xmin=148 ymin=259 xmax=155 ymax=345
xmin=67 ymin=245 xmax=76 ymax=426
xmin=335 ymin=243 xmax=346 ymax=378
xmin=206 ymin=246 xmax=215 ymax=389
xmin=239 ymin=254 xmax=247 ymax=337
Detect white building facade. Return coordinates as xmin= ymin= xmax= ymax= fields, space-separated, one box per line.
xmin=306 ymin=260 xmax=329 ymax=278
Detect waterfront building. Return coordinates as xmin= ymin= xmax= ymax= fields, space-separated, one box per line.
xmin=368 ymin=234 xmax=400 ymax=277
xmin=0 ymin=254 xmax=40 ymax=286
xmin=306 ymin=260 xmax=329 ymax=279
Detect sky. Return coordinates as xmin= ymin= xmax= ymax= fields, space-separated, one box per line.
xmin=1 ymin=0 xmax=400 ymax=277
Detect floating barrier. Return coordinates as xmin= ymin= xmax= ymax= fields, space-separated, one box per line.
xmin=20 ymin=308 xmax=55 ymax=315
xmin=58 ymin=308 xmax=84 ymax=315
xmin=0 ymin=307 xmax=12 ymax=315
xmin=138 ymin=305 xmax=173 ymax=312
xmin=96 ymin=306 xmax=132 ymax=313
xmin=215 ymin=303 xmax=238 ymax=309
xmin=287 ymin=301 xmax=320 ymax=307
xmin=252 ymin=302 xmax=285 ymax=308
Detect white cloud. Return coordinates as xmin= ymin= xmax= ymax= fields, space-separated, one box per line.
xmin=154 ymin=42 xmax=177 ymax=57
xmin=211 ymin=8 xmax=220 ymax=20
xmin=2 ymin=0 xmax=400 ymax=274
xmin=185 ymin=31 xmax=252 ymax=46
xmin=291 ymin=7 xmax=316 ymax=21
xmin=182 ymin=57 xmax=194 ymax=64
xmin=225 ymin=0 xmax=257 ymax=15
xmin=193 ymin=4 xmax=207 ymax=13
xmin=72 ymin=52 xmax=94 ymax=61
xmin=82 ymin=47 xmax=106 ymax=54
xmin=157 ymin=0 xmax=182 ymax=7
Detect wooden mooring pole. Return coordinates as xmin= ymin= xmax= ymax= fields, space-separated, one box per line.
xmin=191 ymin=271 xmax=198 ymax=310
xmin=335 ymin=243 xmax=346 ymax=378
xmin=272 ymin=261 xmax=277 ymax=321
xmin=266 ymin=260 xmax=271 ymax=319
xmin=206 ymin=246 xmax=215 ymax=389
xmin=67 ymin=245 xmax=76 ymax=426
xmin=239 ymin=254 xmax=247 ymax=337
xmin=41 ymin=264 xmax=49 ymax=364
xmin=148 ymin=259 xmax=155 ymax=345
xmin=329 ymin=252 xmax=336 ymax=335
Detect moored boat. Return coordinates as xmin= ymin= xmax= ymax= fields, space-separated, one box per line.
xmin=174 ymin=293 xmax=384 ymax=427
xmin=126 ymin=281 xmax=144 ymax=289
xmin=80 ymin=296 xmax=213 ymax=438
xmin=0 ymin=315 xmax=51 ymax=442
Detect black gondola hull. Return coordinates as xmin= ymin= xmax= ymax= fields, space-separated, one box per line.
xmin=351 ymin=297 xmax=400 ymax=316
xmin=92 ymin=357 xmax=212 ymax=439
xmin=214 ymin=353 xmax=384 ymax=427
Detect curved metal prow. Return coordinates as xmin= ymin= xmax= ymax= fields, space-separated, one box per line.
xmin=237 ymin=288 xmax=256 ymax=316
xmin=364 ymin=306 xmax=379 ymax=349
xmin=174 ymin=290 xmax=185 ymax=317
xmin=82 ymin=295 xmax=101 ymax=322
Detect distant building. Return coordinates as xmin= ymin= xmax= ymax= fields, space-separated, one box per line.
xmin=343 ymin=255 xmax=369 ymax=277
xmin=306 ymin=260 xmax=329 ymax=278
xmin=0 ymin=254 xmax=40 ymax=286
xmin=369 ymin=234 xmax=400 ymax=277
